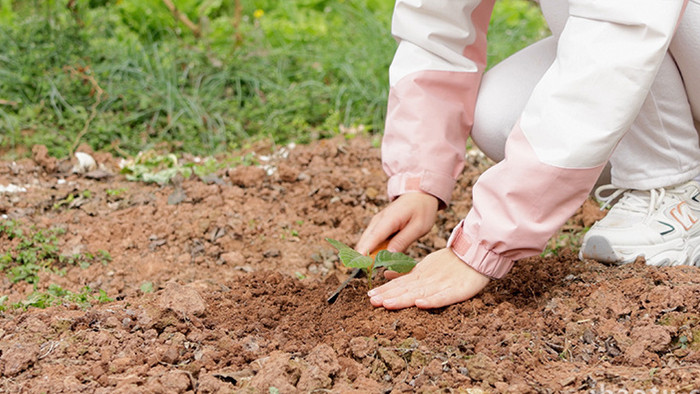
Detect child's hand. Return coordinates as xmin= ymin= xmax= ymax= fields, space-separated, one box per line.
xmin=367 ymin=248 xmax=490 ymax=310
xmin=355 ymin=192 xmax=438 ymax=255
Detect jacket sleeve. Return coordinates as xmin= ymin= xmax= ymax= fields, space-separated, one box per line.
xmin=382 ymin=0 xmax=496 ymax=207
xmin=447 ymin=0 xmax=689 ymax=278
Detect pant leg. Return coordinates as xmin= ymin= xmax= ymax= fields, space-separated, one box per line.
xmin=472 ymin=36 xmax=556 ymax=162
xmin=610 ymin=53 xmax=700 ymax=189
xmin=669 ymin=0 xmax=700 ymax=131
xmin=611 ymin=0 xmax=700 ymax=188
xmin=474 ymin=0 xmax=700 ymax=189
xmin=472 ymin=0 xmax=565 ymax=161
xmin=472 ymin=34 xmax=614 ymax=187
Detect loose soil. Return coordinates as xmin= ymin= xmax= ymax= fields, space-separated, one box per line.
xmin=1 ymin=136 xmax=699 ymax=393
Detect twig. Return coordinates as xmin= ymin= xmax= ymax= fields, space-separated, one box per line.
xmin=110 ymin=140 xmax=130 ymax=158
xmin=64 ymin=65 xmax=105 ymax=154
xmin=232 ymin=0 xmax=243 ymax=46
xmin=0 ymin=99 xmax=18 ymax=107
xmin=161 ymin=0 xmax=201 ymax=37
xmin=66 ymin=0 xmax=84 ymax=26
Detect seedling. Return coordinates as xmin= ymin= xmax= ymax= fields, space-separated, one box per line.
xmin=325 ymin=238 xmax=416 ymax=289
xmin=106 ymin=188 xmax=127 ymax=197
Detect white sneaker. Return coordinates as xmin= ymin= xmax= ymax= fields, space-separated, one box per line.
xmin=579 ymin=180 xmax=700 ymax=266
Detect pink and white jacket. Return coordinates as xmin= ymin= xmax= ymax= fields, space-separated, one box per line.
xmin=382 ymin=0 xmax=689 ymax=278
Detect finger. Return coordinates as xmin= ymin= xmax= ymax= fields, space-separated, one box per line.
xmin=355 ymin=221 xmax=381 ymax=256
xmin=368 ymin=271 xmax=434 ymax=307
xmin=383 ymin=270 xmax=408 ymax=280
xmin=381 ymin=273 xmax=457 ymax=309
xmin=381 ymin=287 xmax=428 ymax=310
xmin=367 ymin=274 xmax=408 ymax=298
xmin=367 ymin=274 xmax=413 ymax=305
xmin=414 ymin=287 xmax=465 ymax=309
xmin=370 ymin=280 xmax=411 ymax=301
xmin=356 ymin=214 xmax=402 ymax=255
xmin=387 ymin=219 xmax=430 ymax=253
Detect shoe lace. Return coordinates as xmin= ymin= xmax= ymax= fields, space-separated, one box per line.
xmin=594 ymin=184 xmax=666 ymax=216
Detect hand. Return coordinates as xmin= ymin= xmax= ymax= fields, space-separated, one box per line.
xmin=367 ymin=248 xmax=490 ymax=310
xmin=355 ymin=192 xmax=439 ymax=255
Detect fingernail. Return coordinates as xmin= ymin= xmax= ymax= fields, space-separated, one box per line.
xmin=367 ymin=289 xmax=376 ymax=297
xmin=370 ymin=295 xmax=382 ymax=304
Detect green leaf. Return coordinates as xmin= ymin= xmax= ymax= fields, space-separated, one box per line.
xmin=140 ymin=281 xmax=154 ymax=293
xmin=374 ymin=250 xmax=416 ymax=273
xmin=325 ymin=238 xmax=372 ymax=269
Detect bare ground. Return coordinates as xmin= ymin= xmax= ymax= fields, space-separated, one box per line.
xmin=0 ymin=136 xmax=699 ymax=393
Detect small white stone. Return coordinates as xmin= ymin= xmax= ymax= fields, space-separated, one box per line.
xmin=73 ymin=152 xmax=97 ymax=173
xmin=0 ymin=184 xmax=27 ymax=193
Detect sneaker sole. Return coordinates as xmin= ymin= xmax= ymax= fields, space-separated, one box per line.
xmin=580 ymin=235 xmax=689 ymax=266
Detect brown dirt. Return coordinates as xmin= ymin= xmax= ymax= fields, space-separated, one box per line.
xmin=0 ymin=136 xmax=699 ymax=393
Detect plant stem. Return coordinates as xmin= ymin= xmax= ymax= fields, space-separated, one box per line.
xmin=366 ymin=265 xmax=374 ymax=289
xmin=161 ymin=0 xmax=201 ymax=37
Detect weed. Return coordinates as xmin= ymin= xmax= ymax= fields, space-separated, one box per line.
xmin=106 ymin=188 xmax=127 ymax=197
xmin=139 ymin=281 xmax=154 ymax=293
xmin=0 ymin=284 xmax=113 ymax=311
xmin=97 ymin=249 xmax=112 ymax=264
xmin=52 ymin=194 xmax=76 ymax=210
xmin=0 ymin=220 xmax=114 ymax=311
xmin=325 ymin=238 xmax=416 ymax=289
xmin=541 ymin=227 xmax=589 ymax=257
xmin=119 ymin=149 xmax=256 ymax=184
xmin=0 ymin=220 xmax=112 ymax=284
xmin=52 ymin=191 xmax=94 ymax=210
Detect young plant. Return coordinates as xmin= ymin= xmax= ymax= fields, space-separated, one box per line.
xmin=325 ymin=238 xmax=417 ymax=289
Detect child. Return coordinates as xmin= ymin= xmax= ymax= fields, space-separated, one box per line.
xmin=356 ymin=0 xmax=700 ymax=310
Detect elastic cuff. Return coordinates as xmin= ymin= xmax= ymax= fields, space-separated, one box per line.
xmin=387 ymin=171 xmax=456 ymax=208
xmin=446 ymin=220 xmax=514 ymax=279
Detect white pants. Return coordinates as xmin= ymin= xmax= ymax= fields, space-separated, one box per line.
xmin=473 ymin=0 xmax=700 ymax=189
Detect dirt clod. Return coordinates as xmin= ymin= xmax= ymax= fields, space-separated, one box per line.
xmin=158 ymin=282 xmax=206 ymax=317
xmin=31 ymin=144 xmax=57 ymax=173
xmin=0 ymin=343 xmax=39 ymax=377
xmin=349 ymin=336 xmax=377 ymax=359
xmin=466 ymin=353 xmax=503 ymax=386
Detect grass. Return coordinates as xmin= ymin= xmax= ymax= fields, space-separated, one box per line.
xmin=0 ymin=0 xmax=548 ymax=159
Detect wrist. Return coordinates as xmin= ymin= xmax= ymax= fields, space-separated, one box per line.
xmin=386 ymin=171 xmax=454 ymax=208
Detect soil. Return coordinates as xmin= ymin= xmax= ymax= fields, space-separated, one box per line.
xmin=0 ymin=136 xmax=699 ymax=393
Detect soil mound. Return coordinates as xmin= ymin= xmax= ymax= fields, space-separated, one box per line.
xmin=0 ymin=137 xmax=698 ymax=392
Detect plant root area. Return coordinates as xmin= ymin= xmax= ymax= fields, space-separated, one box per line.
xmin=1 ymin=137 xmax=699 ymax=393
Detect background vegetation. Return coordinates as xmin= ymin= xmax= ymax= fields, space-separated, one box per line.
xmin=0 ymin=0 xmax=548 ymax=158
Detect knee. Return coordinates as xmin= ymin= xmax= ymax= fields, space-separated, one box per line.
xmin=472 ymin=99 xmax=509 ymax=162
